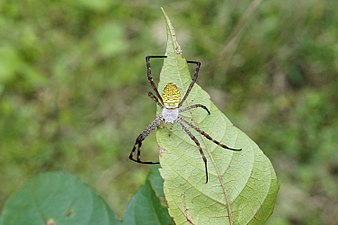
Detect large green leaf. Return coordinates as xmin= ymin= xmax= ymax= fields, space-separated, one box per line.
xmin=1 ymin=172 xmax=118 ymax=225
xmin=156 ymin=8 xmax=279 ymax=225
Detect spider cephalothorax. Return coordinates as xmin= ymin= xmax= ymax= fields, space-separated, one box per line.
xmin=129 ymin=56 xmax=241 ymax=183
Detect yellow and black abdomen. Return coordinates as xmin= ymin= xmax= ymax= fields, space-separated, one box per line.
xmin=162 ymin=83 xmax=181 ymax=108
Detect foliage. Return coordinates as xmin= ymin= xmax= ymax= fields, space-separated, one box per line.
xmin=1 ymin=0 xmax=338 ymax=224
xmin=1 ymin=167 xmax=171 ymax=225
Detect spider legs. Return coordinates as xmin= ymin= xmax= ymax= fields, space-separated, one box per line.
xmin=146 ymin=56 xmax=201 ymax=107
xmin=148 ymin=92 xmax=163 ymax=108
xmin=176 ymin=115 xmax=241 ymax=183
xmin=129 ymin=116 xmax=163 ymax=164
xmin=178 ymin=120 xmax=209 ymax=183
xmin=179 ymin=116 xmax=242 ymax=151
xmin=180 ymin=104 xmax=210 ymax=115
xmin=179 ymin=60 xmax=201 ymax=107
xmin=168 ymin=123 xmax=174 ymax=136
xmin=146 ymin=56 xmax=167 ymax=105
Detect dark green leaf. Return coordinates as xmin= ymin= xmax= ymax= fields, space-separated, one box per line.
xmin=147 ymin=164 xmax=165 ymax=199
xmin=119 ymin=176 xmax=172 ymax=225
xmin=1 ymin=172 xmax=118 ymax=225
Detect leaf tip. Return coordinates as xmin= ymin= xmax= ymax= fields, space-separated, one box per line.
xmin=160 ymin=7 xmax=183 ymax=55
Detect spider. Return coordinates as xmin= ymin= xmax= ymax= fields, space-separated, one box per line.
xmin=129 ymin=56 xmax=242 ymax=183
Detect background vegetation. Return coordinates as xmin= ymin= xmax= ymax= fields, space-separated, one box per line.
xmin=0 ymin=1 xmax=337 ymax=224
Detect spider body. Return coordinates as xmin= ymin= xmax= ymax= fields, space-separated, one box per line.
xmin=129 ymin=56 xmax=242 ymax=183
xmin=162 ymin=83 xmax=180 ymax=123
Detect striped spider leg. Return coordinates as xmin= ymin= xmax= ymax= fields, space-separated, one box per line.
xmin=176 ymin=115 xmax=241 ymax=183
xmin=129 ymin=115 xmax=163 ymax=164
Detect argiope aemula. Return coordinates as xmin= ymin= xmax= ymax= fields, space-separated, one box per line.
xmin=129 ymin=56 xmax=242 ymax=183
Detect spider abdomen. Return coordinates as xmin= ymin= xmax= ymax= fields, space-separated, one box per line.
xmin=162 ymin=108 xmax=179 ymax=123
xmin=162 ymin=83 xmax=180 ymax=108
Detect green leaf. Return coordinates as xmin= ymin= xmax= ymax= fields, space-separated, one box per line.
xmin=148 ymin=164 xmax=165 ymax=199
xmin=156 ymin=8 xmax=279 ymax=225
xmin=1 ymin=172 xmax=118 ymax=225
xmin=119 ymin=166 xmax=172 ymax=225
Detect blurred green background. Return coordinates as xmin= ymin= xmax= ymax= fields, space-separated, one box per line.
xmin=1 ymin=0 xmax=337 ymax=224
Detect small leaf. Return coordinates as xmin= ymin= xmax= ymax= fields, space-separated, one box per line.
xmin=1 ymin=172 xmax=118 ymax=225
xmin=119 ymin=169 xmax=172 ymax=225
xmin=156 ymin=8 xmax=279 ymax=225
xmin=148 ymin=165 xmax=165 ymax=199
